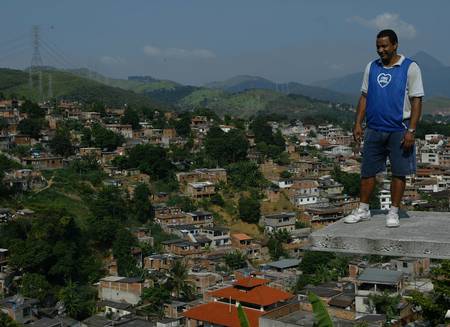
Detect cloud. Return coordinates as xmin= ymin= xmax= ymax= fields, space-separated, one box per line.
xmin=100 ymin=56 xmax=126 ymax=65
xmin=348 ymin=13 xmax=416 ymax=39
xmin=143 ymin=45 xmax=216 ymax=59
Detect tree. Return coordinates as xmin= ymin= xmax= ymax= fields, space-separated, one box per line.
xmin=21 ymin=100 xmax=46 ymax=118
xmin=174 ymin=112 xmax=191 ymax=137
xmin=204 ymin=127 xmax=249 ymax=166
xmin=132 ymin=183 xmax=154 ymax=223
xmin=166 ymin=260 xmax=193 ymax=300
xmin=238 ymin=195 xmax=260 ymax=224
xmin=225 ymin=250 xmax=247 ymax=270
xmin=59 ymin=280 xmax=95 ymax=320
xmin=90 ymin=123 xmax=124 ymax=151
xmin=267 ymin=230 xmax=290 ymax=260
xmin=17 ymin=118 xmax=45 ymax=139
xmin=237 ymin=303 xmax=250 ymax=327
xmin=299 ymin=251 xmax=336 ymax=275
xmin=112 ymin=228 xmax=139 ymax=277
xmin=0 ymin=312 xmax=21 ymax=327
xmin=141 ymin=284 xmax=170 ymax=317
xmin=21 ymin=273 xmax=51 ymax=302
xmin=368 ymin=291 xmax=401 ymax=324
xmin=121 ymin=106 xmax=141 ymax=130
xmin=50 ymin=128 xmax=74 ymax=157
xmin=125 ymin=144 xmax=174 ymax=180
xmin=227 ymin=161 xmax=267 ymax=190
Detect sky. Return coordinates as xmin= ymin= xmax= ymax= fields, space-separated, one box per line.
xmin=1 ymin=0 xmax=449 ymax=85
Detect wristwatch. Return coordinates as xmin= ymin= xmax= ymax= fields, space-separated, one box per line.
xmin=407 ymin=128 xmax=416 ymax=134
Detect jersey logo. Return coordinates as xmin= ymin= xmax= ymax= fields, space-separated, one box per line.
xmin=377 ymin=73 xmax=392 ymax=88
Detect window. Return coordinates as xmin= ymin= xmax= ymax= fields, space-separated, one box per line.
xmin=403 ymin=262 xmax=408 ymax=268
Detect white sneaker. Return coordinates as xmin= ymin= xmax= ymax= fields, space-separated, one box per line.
xmin=343 ymin=208 xmax=371 ymax=224
xmin=386 ymin=211 xmax=400 ymax=228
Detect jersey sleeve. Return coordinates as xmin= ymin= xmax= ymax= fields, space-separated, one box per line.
xmin=360 ymin=62 xmax=372 ymax=94
xmin=407 ymin=62 xmax=425 ymax=97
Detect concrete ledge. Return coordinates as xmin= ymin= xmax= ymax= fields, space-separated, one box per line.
xmin=309 ymin=211 xmax=450 ymax=259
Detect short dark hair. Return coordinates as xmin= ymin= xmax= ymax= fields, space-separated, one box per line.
xmin=377 ymin=29 xmax=398 ymax=44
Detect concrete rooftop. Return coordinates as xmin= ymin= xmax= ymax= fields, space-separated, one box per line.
xmin=309 ymin=211 xmax=450 ymax=259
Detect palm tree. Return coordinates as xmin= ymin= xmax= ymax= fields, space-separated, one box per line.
xmin=166 ymin=260 xmax=192 ymax=299
xmin=308 ymin=292 xmax=334 ymax=327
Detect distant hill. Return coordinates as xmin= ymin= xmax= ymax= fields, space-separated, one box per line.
xmin=314 ymin=51 xmax=450 ymax=98
xmin=176 ymin=87 xmax=355 ymax=122
xmin=205 ymin=75 xmax=356 ymax=104
xmin=0 ymin=68 xmax=164 ymax=108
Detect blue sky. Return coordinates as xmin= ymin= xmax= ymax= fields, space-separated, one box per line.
xmin=1 ymin=0 xmax=449 ymax=85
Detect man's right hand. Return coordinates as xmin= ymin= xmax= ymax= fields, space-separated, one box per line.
xmin=353 ymin=124 xmax=363 ymax=143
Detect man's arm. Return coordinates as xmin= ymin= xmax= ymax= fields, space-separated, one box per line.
xmin=353 ymin=93 xmax=367 ymax=142
xmin=402 ymin=97 xmax=422 ymax=149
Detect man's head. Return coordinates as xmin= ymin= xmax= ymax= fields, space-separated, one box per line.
xmin=376 ymin=29 xmax=398 ymax=64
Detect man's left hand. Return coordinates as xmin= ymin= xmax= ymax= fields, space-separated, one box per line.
xmin=402 ymin=131 xmax=415 ymax=150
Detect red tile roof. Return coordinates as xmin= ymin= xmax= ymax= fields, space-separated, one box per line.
xmin=233 ymin=277 xmax=270 ymax=288
xmin=209 ymin=284 xmax=293 ymax=306
xmin=232 ymin=233 xmax=253 ymax=241
xmin=183 ymin=302 xmax=263 ymax=327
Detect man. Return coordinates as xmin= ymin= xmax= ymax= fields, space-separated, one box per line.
xmin=343 ymin=29 xmax=424 ymax=227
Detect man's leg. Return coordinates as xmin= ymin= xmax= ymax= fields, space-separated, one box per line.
xmin=360 ymin=176 xmax=377 ymax=204
xmin=391 ymin=176 xmax=406 ymax=207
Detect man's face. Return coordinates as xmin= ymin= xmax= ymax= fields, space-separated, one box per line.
xmin=376 ymin=36 xmax=397 ymax=62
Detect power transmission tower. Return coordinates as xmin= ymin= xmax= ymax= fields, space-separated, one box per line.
xmin=29 ymin=25 xmax=44 ymax=101
xmin=48 ymin=73 xmax=53 ymax=99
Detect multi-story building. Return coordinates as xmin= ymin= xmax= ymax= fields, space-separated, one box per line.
xmin=98 ymin=276 xmax=144 ymax=305
xmin=261 ymin=212 xmax=297 ymax=234
xmin=186 ymin=181 xmax=215 ymax=199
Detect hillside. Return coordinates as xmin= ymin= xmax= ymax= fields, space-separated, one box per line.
xmin=314 ymin=51 xmax=450 ymax=98
xmin=206 ymin=75 xmax=356 ymax=104
xmin=0 ymin=68 xmax=165 ymax=108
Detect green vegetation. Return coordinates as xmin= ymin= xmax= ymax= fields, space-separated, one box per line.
xmin=308 ymin=291 xmax=334 ymax=327
xmin=224 ymin=250 xmax=247 ymax=270
xmin=267 ymin=230 xmax=291 ymax=260
xmin=409 ymin=260 xmax=450 ymax=325
xmin=204 ymin=126 xmax=249 ymax=166
xmin=0 ymin=68 xmax=162 ymax=108
xmin=238 ymin=194 xmax=261 ymax=224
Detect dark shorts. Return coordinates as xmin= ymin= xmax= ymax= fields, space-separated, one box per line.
xmin=361 ymin=127 xmax=416 ymax=177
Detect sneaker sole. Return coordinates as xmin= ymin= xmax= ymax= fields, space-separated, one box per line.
xmin=344 ymin=217 xmax=371 ymax=224
xmin=386 ymin=223 xmax=400 ymax=228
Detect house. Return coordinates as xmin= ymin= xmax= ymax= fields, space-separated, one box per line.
xmin=354 ymin=268 xmax=404 ymax=314
xmin=186 ymin=211 xmax=213 ymax=227
xmin=304 ymin=204 xmax=344 ymax=225
xmin=164 ymin=301 xmax=187 ymax=320
xmin=98 ymin=276 xmax=144 ymax=305
xmin=176 ymin=168 xmax=227 ymax=188
xmin=155 ymin=206 xmax=190 ymax=227
xmin=186 ymin=181 xmax=215 ymax=199
xmin=262 ymin=259 xmax=301 ymax=273
xmin=161 ymin=239 xmax=208 ymax=256
xmin=201 ymin=226 xmax=231 ymax=248
xmin=21 ymin=156 xmax=64 ymax=170
xmin=391 ymin=257 xmax=430 ymax=278
xmin=379 ymin=189 xmax=392 ymax=210
xmin=231 ymin=233 xmax=262 ymax=259
xmin=259 ymin=300 xmax=356 ymax=327
xmin=261 ymin=212 xmax=296 ymax=234
xmin=144 ymin=254 xmax=180 ymax=272
xmin=0 ymin=295 xmax=39 ymax=324
xmin=3 ymin=169 xmax=47 ymax=191
xmin=183 ymin=277 xmax=294 ymax=327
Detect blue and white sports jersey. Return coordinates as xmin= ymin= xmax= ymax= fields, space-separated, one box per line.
xmin=361 ymin=55 xmax=424 ymax=132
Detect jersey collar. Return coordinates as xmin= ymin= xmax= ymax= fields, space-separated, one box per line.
xmin=377 ymin=54 xmax=405 ymax=67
